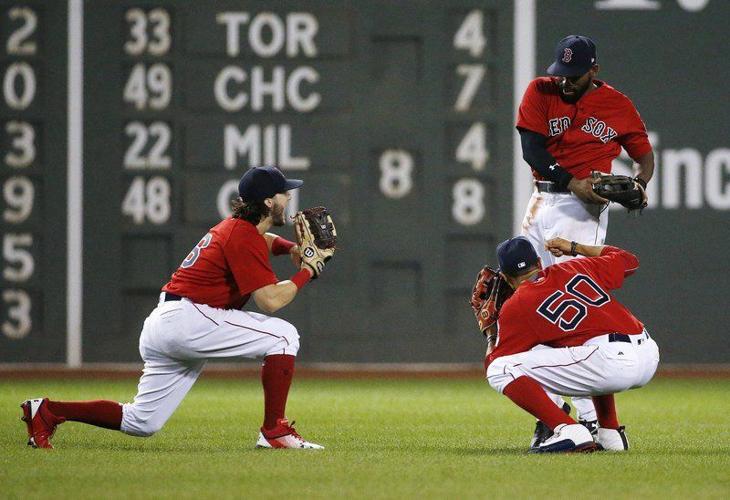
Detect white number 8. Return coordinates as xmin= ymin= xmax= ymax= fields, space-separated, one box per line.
xmin=452 ymin=178 xmax=485 ymax=225
xmin=379 ymin=149 xmax=413 ymax=199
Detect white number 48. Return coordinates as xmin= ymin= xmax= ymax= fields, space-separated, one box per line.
xmin=122 ymin=176 xmax=171 ymax=225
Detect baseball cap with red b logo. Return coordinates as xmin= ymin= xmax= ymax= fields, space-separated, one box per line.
xmin=547 ymin=35 xmax=597 ymax=77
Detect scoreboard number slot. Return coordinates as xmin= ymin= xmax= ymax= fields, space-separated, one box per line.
xmin=379 ymin=149 xmax=414 ymax=199
xmin=124 ymin=8 xmax=171 ymax=57
xmin=122 ymin=176 xmax=171 ymax=225
xmin=2 ymin=289 xmax=31 ymax=339
xmin=452 ymin=178 xmax=485 ymax=226
xmin=3 ymin=62 xmax=36 ymax=110
xmin=2 ymin=176 xmax=34 ymax=223
xmin=7 ymin=7 xmax=38 ymax=56
xmin=2 ymin=232 xmax=34 ymax=282
xmin=453 ymin=10 xmax=485 ymax=57
xmin=123 ymin=63 xmax=172 ymax=110
xmin=5 ymin=120 xmax=35 ymax=168
xmin=124 ymin=121 xmax=172 ymax=169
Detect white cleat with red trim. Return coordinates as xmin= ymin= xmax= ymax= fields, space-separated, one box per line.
xmin=256 ymin=418 xmax=324 ymax=450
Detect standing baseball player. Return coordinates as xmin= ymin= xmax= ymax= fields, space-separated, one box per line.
xmin=515 ymin=35 xmax=655 ymax=446
xmin=20 ymin=166 xmax=335 ymax=450
xmin=485 ymin=236 xmax=659 ymax=453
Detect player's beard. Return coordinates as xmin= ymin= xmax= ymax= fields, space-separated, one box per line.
xmin=559 ymin=78 xmax=591 ymax=104
xmin=271 ymin=202 xmax=286 ymax=226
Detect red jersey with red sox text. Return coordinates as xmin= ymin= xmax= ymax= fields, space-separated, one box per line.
xmin=517 ymin=77 xmax=652 ymax=180
xmin=162 ymin=218 xmax=278 ymax=309
xmin=486 ymin=246 xmax=643 ymax=367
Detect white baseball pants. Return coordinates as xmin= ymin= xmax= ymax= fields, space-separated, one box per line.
xmin=521 ymin=188 xmax=609 ymax=267
xmin=120 ymin=294 xmax=300 ymax=437
xmin=487 ymin=331 xmax=660 ymax=396
xmin=521 ymin=188 xmax=609 ymax=419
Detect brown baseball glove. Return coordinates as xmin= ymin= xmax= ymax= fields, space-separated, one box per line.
xmin=293 ymin=206 xmax=337 ymax=278
xmin=470 ymin=265 xmax=513 ymax=336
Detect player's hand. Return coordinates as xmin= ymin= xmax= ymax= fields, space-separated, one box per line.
xmin=568 ymin=176 xmax=609 ymax=205
xmin=636 ymin=180 xmax=648 ymax=207
xmin=545 ymin=237 xmax=573 ymax=257
xmin=289 ymin=245 xmax=302 ymax=268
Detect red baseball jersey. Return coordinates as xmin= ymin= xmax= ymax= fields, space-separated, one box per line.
xmin=162 ymin=218 xmax=278 ymax=309
xmin=486 ymin=246 xmax=643 ymax=367
xmin=516 ymin=77 xmax=652 ymax=180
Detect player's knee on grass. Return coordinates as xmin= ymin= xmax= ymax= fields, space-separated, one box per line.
xmin=486 ymin=357 xmax=527 ymax=394
xmin=265 ymin=319 xmax=300 ymax=356
xmin=119 ymin=403 xmax=166 ymax=437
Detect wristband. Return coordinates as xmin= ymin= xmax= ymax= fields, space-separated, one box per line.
xmin=272 ymin=237 xmax=296 ymax=256
xmin=291 ymin=269 xmax=311 ymax=289
xmin=570 ymin=241 xmax=578 ymax=257
xmin=634 ymin=177 xmax=648 ymax=190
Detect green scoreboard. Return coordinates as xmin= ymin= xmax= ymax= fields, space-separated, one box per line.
xmin=2 ymin=1 xmax=515 ymax=363
xmin=0 ymin=1 xmax=68 ymax=361
xmin=2 ymin=1 xmax=728 ymax=364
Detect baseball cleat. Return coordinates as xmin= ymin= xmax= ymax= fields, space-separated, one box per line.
xmin=596 ymin=426 xmax=629 ymax=451
xmin=20 ymin=398 xmax=65 ymax=449
xmin=579 ymin=419 xmax=599 ymax=437
xmin=530 ymin=402 xmax=571 ymax=450
xmin=256 ymin=418 xmax=324 ymax=450
xmin=530 ymin=423 xmax=598 ymax=454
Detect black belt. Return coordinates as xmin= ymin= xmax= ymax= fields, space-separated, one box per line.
xmin=609 ymin=331 xmax=650 ymax=345
xmin=536 ymin=181 xmax=570 ymax=194
xmin=163 ymin=292 xmax=184 ymax=302
xmin=608 ymin=333 xmax=631 ymax=343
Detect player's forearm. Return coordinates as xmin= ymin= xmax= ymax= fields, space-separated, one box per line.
xmin=254 ymin=270 xmax=311 ymax=313
xmin=519 ymin=128 xmax=573 ymax=189
xmin=573 ymin=242 xmax=605 ymax=257
xmin=634 ymin=150 xmax=654 ymax=187
xmin=254 ymin=282 xmax=299 ymax=313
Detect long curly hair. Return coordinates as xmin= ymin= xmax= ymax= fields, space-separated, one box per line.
xmin=231 ymin=197 xmax=270 ymax=225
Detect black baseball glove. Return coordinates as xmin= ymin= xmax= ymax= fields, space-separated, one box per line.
xmin=592 ymin=172 xmax=647 ymax=211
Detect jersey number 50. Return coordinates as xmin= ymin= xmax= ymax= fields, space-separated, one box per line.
xmin=536 ymin=275 xmax=610 ymax=332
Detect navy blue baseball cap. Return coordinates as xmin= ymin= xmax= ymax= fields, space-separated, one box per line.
xmin=496 ymin=236 xmax=539 ymax=276
xmin=547 ymin=35 xmax=597 ymax=77
xmin=238 ymin=166 xmax=303 ymax=202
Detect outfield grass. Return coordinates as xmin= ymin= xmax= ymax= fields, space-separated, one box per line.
xmin=1 ymin=376 xmax=728 ymax=499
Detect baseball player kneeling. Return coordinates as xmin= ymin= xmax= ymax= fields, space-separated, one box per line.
xmin=21 ymin=166 xmax=336 ymax=450
xmin=484 ymin=236 xmax=659 ymax=453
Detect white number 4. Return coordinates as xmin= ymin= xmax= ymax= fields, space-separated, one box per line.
xmin=456 ymin=122 xmax=488 ymax=171
xmin=453 ymin=10 xmax=486 ymax=57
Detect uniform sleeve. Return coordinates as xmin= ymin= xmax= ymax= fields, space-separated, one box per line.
xmin=571 ymin=246 xmax=639 ymax=290
xmin=617 ymin=98 xmax=652 ymax=161
xmin=224 ymin=230 xmax=278 ymax=295
xmin=516 ymin=79 xmax=550 ymax=136
xmin=485 ymin=296 xmax=541 ymax=368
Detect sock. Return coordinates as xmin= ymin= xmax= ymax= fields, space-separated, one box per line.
xmin=503 ymin=377 xmax=576 ymax=430
xmin=261 ymin=354 xmax=296 ymax=430
xmin=45 ymin=400 xmax=123 ymax=430
xmin=592 ymin=394 xmax=619 ymax=429
xmin=572 ymin=396 xmax=597 ymax=422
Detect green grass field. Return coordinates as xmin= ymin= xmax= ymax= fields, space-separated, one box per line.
xmin=1 ymin=376 xmax=729 ymax=499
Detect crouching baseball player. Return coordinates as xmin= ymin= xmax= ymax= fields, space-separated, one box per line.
xmin=484 ymin=236 xmax=659 ymax=453
xmin=21 ymin=166 xmax=336 ymax=450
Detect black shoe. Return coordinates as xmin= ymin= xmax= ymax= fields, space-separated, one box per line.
xmin=529 ymin=402 xmax=571 ymax=450
xmin=579 ymin=419 xmax=598 ymax=437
